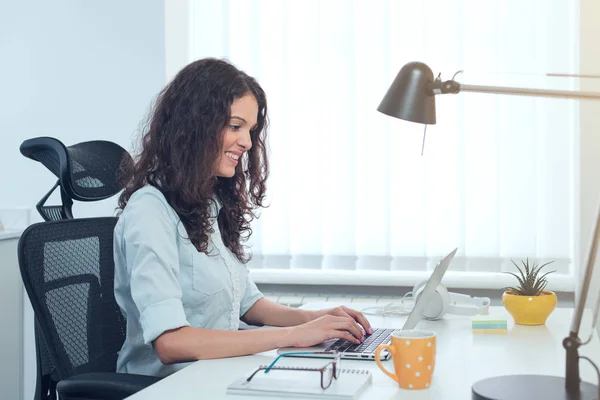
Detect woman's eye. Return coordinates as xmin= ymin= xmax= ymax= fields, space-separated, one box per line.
xmin=229 ymin=125 xmax=241 ymax=131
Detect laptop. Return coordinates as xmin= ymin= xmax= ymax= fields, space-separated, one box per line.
xmin=277 ymin=247 xmax=458 ymax=361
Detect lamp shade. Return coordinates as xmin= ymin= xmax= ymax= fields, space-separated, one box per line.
xmin=377 ymin=61 xmax=436 ymax=124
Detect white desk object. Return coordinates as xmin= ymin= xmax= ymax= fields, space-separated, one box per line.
xmin=0 ymin=208 xmax=31 ymax=400
xmin=0 ymin=229 xmax=24 ymax=400
xmin=125 ymin=302 xmax=600 ymax=400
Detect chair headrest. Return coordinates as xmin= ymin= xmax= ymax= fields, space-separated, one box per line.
xmin=20 ymin=137 xmax=133 ymax=202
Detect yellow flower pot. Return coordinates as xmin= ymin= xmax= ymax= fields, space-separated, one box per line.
xmin=502 ymin=290 xmax=557 ymax=326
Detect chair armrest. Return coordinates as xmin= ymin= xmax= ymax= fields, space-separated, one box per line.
xmin=56 ymin=372 xmax=161 ymax=400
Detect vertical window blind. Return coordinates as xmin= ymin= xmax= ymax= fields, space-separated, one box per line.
xmin=187 ymin=0 xmax=578 ymax=290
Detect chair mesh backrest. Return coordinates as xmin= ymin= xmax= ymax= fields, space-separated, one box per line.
xmin=18 ymin=218 xmax=125 ymax=380
xmin=66 ymin=141 xmax=131 ymax=200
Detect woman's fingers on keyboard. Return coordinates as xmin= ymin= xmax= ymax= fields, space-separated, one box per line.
xmin=331 ymin=329 xmax=360 ymax=344
xmin=340 ymin=306 xmax=373 ymax=334
xmin=332 ymin=317 xmax=364 ymax=342
xmin=326 ymin=306 xmax=370 ymax=337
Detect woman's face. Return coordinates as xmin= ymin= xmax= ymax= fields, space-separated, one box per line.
xmin=215 ymin=93 xmax=258 ymax=178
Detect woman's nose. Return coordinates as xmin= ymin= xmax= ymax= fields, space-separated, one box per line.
xmin=238 ymin=130 xmax=252 ymax=150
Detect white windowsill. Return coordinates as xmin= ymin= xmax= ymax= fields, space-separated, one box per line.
xmin=249 ymin=269 xmax=575 ymax=292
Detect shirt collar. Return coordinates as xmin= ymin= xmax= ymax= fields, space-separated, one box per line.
xmin=210 ymin=197 xmax=222 ymax=218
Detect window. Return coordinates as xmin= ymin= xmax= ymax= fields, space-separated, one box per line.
xmin=182 ymin=0 xmax=579 ymax=290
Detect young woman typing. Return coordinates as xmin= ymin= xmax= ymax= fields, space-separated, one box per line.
xmin=113 ymin=58 xmax=372 ymax=377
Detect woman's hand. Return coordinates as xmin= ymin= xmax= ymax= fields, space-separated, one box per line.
xmin=312 ymin=305 xmax=373 ymax=335
xmin=284 ymin=314 xmax=366 ymax=348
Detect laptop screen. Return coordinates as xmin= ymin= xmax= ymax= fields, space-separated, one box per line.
xmin=401 ymin=247 xmax=458 ymax=330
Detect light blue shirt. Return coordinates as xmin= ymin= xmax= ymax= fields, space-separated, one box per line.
xmin=113 ymin=185 xmax=264 ymax=377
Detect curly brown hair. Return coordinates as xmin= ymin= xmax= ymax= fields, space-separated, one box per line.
xmin=118 ymin=58 xmax=269 ymax=263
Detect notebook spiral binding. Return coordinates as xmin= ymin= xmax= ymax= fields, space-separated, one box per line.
xmin=340 ymin=369 xmax=369 ymax=374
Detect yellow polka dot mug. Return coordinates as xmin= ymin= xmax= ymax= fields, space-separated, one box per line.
xmin=375 ymin=330 xmax=436 ymax=390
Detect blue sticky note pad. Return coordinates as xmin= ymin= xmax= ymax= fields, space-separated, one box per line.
xmin=472 ymin=318 xmax=508 ymax=333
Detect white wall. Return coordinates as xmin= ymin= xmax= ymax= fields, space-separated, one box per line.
xmin=0 ymin=1 xmax=166 ymax=399
xmin=165 ymin=0 xmax=191 ymax=83
xmin=0 ymin=0 xmax=166 ymax=220
xmin=578 ymin=0 xmax=600 ymax=337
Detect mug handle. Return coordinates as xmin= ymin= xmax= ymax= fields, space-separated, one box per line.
xmin=375 ymin=344 xmax=398 ymax=383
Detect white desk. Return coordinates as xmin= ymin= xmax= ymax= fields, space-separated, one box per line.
xmin=126 ymin=303 xmax=600 ymax=399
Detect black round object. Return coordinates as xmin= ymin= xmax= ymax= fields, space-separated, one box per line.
xmin=472 ymin=375 xmax=598 ymax=400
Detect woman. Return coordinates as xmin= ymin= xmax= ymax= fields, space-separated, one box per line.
xmin=113 ymin=58 xmax=372 ymax=377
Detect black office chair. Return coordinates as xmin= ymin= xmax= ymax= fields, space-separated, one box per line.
xmin=18 ymin=217 xmax=161 ymax=400
xmin=19 ymin=137 xmax=133 ymax=221
xmin=18 ymin=137 xmax=154 ymax=399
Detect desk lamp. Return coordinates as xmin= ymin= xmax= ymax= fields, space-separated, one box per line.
xmin=378 ymin=61 xmax=600 ymax=400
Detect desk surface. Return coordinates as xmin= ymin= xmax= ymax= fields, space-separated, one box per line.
xmin=126 ymin=303 xmax=600 ymax=399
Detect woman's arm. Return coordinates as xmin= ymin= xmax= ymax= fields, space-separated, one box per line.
xmin=242 ymin=298 xmax=373 ymax=334
xmin=241 ymin=298 xmax=316 ymax=326
xmin=154 ymin=325 xmax=292 ymax=363
xmin=154 ymin=313 xmax=365 ymax=363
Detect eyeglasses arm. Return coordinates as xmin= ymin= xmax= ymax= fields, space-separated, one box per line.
xmin=264 ymin=351 xmax=322 ymax=373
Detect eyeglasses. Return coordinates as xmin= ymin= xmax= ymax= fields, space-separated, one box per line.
xmin=246 ymin=351 xmax=342 ymax=390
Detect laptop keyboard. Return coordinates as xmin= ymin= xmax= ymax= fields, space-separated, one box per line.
xmin=324 ymin=328 xmax=396 ymax=354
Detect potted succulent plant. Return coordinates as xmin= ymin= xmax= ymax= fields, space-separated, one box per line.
xmin=502 ymin=258 xmax=557 ymax=325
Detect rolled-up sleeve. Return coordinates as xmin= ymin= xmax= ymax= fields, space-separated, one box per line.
xmin=123 ymin=192 xmax=190 ymax=344
xmin=239 ymin=273 xmax=264 ymax=317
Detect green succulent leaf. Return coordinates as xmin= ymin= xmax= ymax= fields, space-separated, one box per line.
xmin=539 ymin=260 xmax=556 ymax=269
xmin=504 ymin=286 xmax=523 ymax=295
xmin=504 ymin=272 xmax=526 ymax=288
xmin=537 ymin=270 xmax=557 ymax=284
xmin=533 ymin=279 xmax=546 ymax=295
xmin=522 ymin=258 xmax=531 ymax=278
xmin=505 ymin=258 xmax=555 ymax=296
xmin=511 ymin=260 xmax=528 ymax=283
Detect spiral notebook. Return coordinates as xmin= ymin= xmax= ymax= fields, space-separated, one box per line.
xmin=226 ymin=365 xmax=372 ymax=399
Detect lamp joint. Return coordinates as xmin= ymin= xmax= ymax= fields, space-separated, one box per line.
xmin=429 ymin=73 xmax=461 ymax=95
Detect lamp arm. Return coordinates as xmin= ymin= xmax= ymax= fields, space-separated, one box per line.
xmin=563 ymin=194 xmax=600 ymax=392
xmin=457 ymin=83 xmax=600 ymax=100
xmin=573 ymin=201 xmax=600 ymax=335
xmin=428 ymin=77 xmax=600 ymax=100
